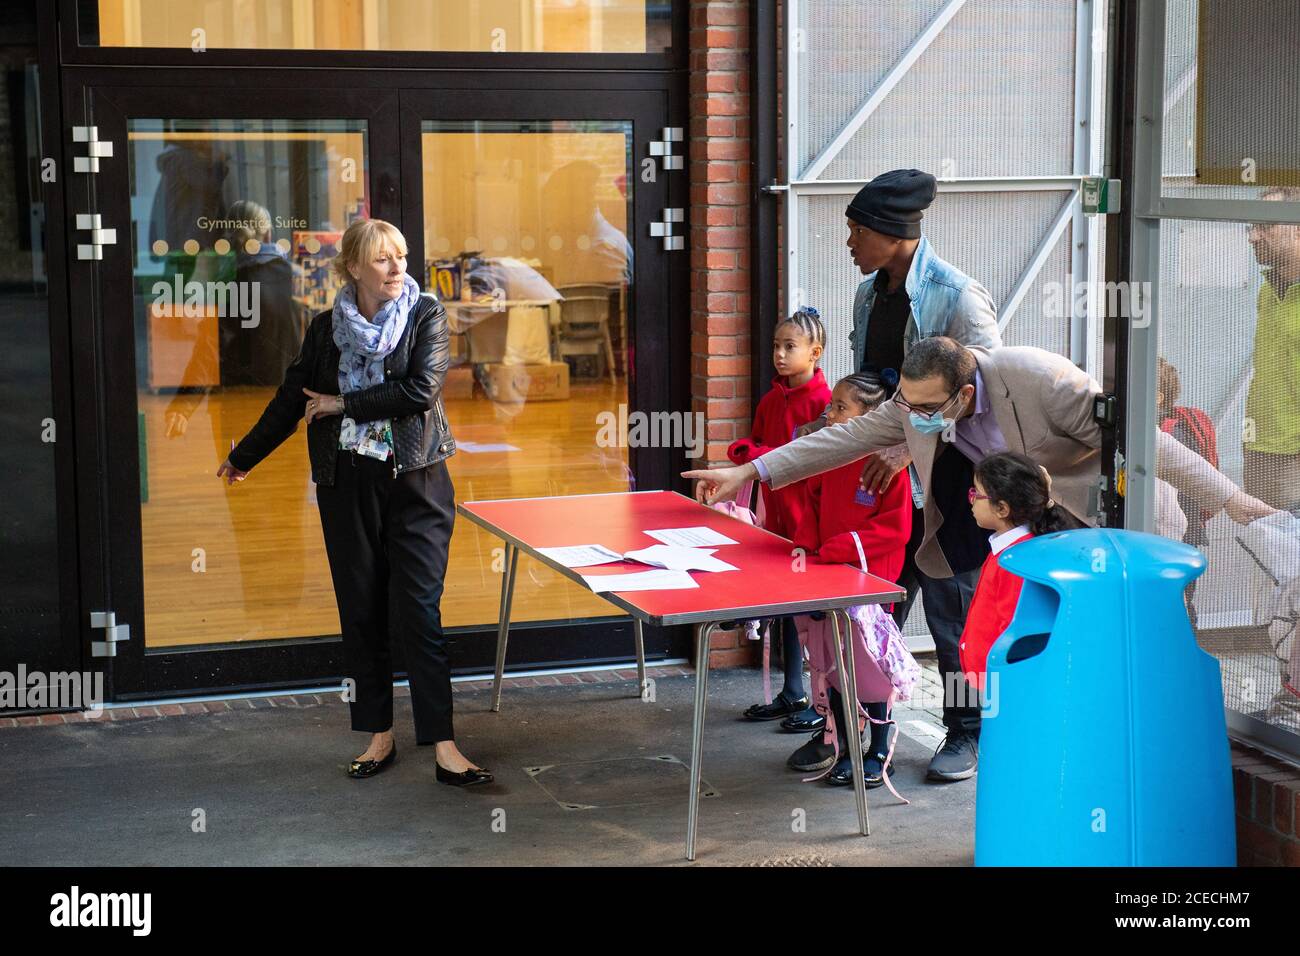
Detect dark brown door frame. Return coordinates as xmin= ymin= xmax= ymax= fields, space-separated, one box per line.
xmin=60 ymin=69 xmax=690 ymax=699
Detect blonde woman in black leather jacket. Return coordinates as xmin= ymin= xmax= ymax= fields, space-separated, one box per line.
xmin=219 ymin=218 xmax=492 ymax=787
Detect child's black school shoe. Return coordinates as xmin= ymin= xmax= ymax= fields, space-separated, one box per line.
xmin=786 ymin=732 xmax=837 ymax=772
xmin=826 ymin=750 xmax=893 ymax=789
xmin=742 ymin=690 xmax=809 ymax=721
xmin=779 ymin=706 xmax=826 ymax=733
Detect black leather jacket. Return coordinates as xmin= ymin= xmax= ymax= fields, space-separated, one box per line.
xmin=228 ymin=293 xmax=457 ymax=486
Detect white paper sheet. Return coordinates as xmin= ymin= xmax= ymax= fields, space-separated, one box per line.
xmin=622 ymin=544 xmax=738 ymax=573
xmin=644 ymin=526 xmax=739 ymax=548
xmin=581 ymin=569 xmax=700 ymax=593
xmin=457 ymin=441 xmax=521 ymax=454
xmin=535 ymin=544 xmax=627 ymax=568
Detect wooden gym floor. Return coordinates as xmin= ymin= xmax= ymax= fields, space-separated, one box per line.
xmin=138 ymin=379 xmax=632 ymax=647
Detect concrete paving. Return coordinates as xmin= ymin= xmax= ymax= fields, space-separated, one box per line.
xmin=0 ymin=667 xmax=975 ymax=866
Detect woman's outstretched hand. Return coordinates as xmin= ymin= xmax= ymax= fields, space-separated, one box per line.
xmin=681 ymin=463 xmax=758 ymax=505
xmin=216 ymin=458 xmax=249 ymax=486
xmin=302 ymin=388 xmax=344 ymax=424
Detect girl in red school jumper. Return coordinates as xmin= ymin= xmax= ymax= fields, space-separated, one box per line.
xmin=728 ymin=307 xmax=833 ymax=722
xmin=960 ymin=451 xmax=1084 ymax=693
xmin=785 ymin=371 xmax=920 ymax=792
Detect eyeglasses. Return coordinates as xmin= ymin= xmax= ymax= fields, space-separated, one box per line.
xmin=968 ymin=487 xmax=992 ymax=505
xmin=894 ymin=384 xmax=962 ymax=417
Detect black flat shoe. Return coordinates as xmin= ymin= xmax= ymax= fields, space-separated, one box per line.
xmin=826 ymin=751 xmax=894 ymax=789
xmin=779 ymin=706 xmax=826 ymax=733
xmin=436 ymin=763 xmax=494 ymax=787
xmin=742 ymin=690 xmax=809 ymax=722
xmin=347 ymin=741 xmax=397 ymax=778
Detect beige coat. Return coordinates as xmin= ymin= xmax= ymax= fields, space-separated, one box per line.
xmin=759 ymin=346 xmax=1237 ymax=577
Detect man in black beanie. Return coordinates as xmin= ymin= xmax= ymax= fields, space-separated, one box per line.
xmin=794 ymin=168 xmax=1001 ymax=784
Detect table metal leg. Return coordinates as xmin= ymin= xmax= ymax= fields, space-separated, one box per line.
xmin=633 ymin=618 xmax=647 ymax=698
xmin=831 ymin=608 xmax=870 ymax=837
xmin=685 ymin=621 xmax=716 ymax=861
xmin=491 ymin=544 xmax=519 ymax=713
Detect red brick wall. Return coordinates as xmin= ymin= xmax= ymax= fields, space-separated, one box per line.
xmin=690 ymin=0 xmax=757 ymax=667
xmin=1232 ymin=742 xmax=1300 ymax=866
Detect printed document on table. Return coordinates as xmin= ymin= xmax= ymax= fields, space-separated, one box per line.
xmin=581 ymin=569 xmax=700 ymax=593
xmin=622 ymin=544 xmax=738 ymax=572
xmin=643 ymin=526 xmax=739 ymax=548
xmin=535 ymin=544 xmax=626 ymax=568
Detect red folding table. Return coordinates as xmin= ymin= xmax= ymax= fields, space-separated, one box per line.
xmin=456 ymin=489 xmax=906 ymax=860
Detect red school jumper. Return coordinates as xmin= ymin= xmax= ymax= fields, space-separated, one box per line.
xmin=791 ymin=456 xmax=913 ymax=589
xmin=727 ymin=368 xmax=832 ymax=539
xmin=958 ymin=526 xmax=1034 ymax=691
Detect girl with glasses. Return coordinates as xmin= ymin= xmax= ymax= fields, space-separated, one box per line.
xmin=959 ymin=452 xmax=1084 ymax=691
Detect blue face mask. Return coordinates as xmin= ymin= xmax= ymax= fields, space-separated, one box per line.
xmin=906 ymin=385 xmax=968 ymax=435
xmin=909 ymin=410 xmax=952 ymax=435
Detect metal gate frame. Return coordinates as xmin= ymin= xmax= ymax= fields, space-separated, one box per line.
xmin=1123 ymin=0 xmax=1300 ymax=761
xmin=780 ymin=0 xmax=1110 ymax=375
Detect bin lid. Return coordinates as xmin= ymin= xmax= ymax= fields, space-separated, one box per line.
xmin=997 ymin=528 xmax=1206 ymax=594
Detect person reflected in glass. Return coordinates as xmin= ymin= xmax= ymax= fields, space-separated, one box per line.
xmin=165 ymin=201 xmax=306 ymax=625
xmin=541 ymin=160 xmax=632 ymax=288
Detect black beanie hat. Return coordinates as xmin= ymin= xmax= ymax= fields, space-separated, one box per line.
xmin=845 ymin=169 xmax=937 ymax=239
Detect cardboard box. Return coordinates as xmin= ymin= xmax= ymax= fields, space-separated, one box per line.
xmin=449 ymin=330 xmax=467 ymax=364
xmin=442 ymin=365 xmax=475 ymax=401
xmin=478 ymin=361 xmax=570 ymax=403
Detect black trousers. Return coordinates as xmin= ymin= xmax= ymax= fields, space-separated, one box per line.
xmin=316 ymin=451 xmax=456 ymax=744
xmin=892 ymin=505 xmax=983 ymax=736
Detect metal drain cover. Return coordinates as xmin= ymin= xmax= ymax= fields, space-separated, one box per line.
xmin=524 ymin=754 xmax=717 ymax=810
xmin=743 ymin=854 xmax=833 ymax=867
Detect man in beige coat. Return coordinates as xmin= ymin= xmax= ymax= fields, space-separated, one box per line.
xmin=688 ymin=338 xmax=1272 ymax=575
xmin=685 ymin=339 xmax=1275 ymax=778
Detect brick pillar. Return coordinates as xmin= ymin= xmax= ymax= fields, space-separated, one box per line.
xmin=1232 ymin=742 xmax=1300 ymax=865
xmin=689 ymin=0 xmax=758 ymax=668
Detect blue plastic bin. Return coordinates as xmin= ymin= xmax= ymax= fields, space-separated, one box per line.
xmin=975 ymin=528 xmax=1236 ymax=866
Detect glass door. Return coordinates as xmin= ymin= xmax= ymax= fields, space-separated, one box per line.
xmin=67 ymin=79 xmax=688 ymax=698
xmin=65 ymin=83 xmax=402 ymax=697
xmin=398 ymin=89 xmax=688 ymax=665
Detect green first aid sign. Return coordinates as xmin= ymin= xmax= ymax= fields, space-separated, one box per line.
xmin=1081 ymin=177 xmax=1121 ymax=215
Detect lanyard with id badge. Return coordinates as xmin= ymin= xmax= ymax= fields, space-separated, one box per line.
xmin=343 ymin=416 xmax=394 ymax=462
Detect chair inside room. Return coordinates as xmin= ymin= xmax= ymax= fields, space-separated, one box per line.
xmin=555 ymin=283 xmax=617 ymax=383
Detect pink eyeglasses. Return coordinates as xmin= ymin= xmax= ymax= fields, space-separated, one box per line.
xmin=968 ymin=487 xmax=992 ymax=505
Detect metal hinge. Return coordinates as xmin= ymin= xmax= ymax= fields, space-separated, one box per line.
xmin=75 ymin=213 xmax=117 ymax=261
xmin=72 ymin=126 xmax=114 ymax=173
xmin=650 ymin=208 xmax=685 ymax=251
xmin=90 ymin=611 xmax=130 ymax=657
xmin=647 ymin=127 xmax=684 ymax=171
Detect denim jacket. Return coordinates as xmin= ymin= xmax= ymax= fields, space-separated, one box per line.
xmin=849 ymin=234 xmax=1001 ymax=372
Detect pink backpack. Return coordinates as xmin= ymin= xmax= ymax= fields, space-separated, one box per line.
xmin=795 ymin=531 xmax=920 ymax=804
xmin=711 ymin=481 xmax=781 ymax=698
xmin=711 ymin=478 xmax=765 ymax=527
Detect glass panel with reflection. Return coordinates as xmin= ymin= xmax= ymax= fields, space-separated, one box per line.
xmin=422 ymin=119 xmax=635 ymax=628
xmin=129 ymin=118 xmax=368 ymax=648
xmin=82 ymin=0 xmax=670 ymax=54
